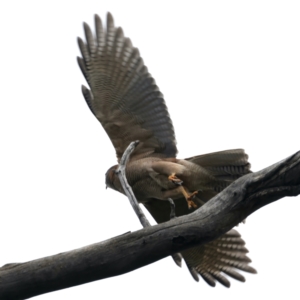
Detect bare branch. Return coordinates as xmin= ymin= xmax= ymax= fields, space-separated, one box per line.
xmin=115 ymin=140 xmax=151 ymax=228
xmin=168 ymin=198 xmax=176 ymax=220
xmin=0 ymin=151 xmax=300 ymax=300
xmin=116 ymin=141 xmax=181 ymax=267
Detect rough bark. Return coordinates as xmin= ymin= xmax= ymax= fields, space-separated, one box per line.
xmin=116 ymin=140 xmax=182 ymax=267
xmin=0 ymin=151 xmax=300 ymax=300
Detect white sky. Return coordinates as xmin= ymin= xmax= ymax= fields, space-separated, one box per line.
xmin=0 ymin=1 xmax=300 ymax=299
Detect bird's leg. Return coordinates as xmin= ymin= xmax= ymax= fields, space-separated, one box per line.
xmin=168 ymin=173 xmax=183 ymax=185
xmin=178 ymin=186 xmax=198 ymax=209
xmin=168 ymin=174 xmax=198 ymax=209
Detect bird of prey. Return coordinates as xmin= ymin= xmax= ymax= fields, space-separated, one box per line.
xmin=77 ymin=12 xmax=256 ymax=287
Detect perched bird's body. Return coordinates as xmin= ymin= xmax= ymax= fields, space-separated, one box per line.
xmin=106 ymin=151 xmax=250 ymax=203
xmin=78 ymin=12 xmax=256 ymax=287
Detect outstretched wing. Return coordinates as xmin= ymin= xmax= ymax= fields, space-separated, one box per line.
xmin=143 ymin=149 xmax=255 ymax=287
xmin=143 ymin=198 xmax=256 ymax=287
xmin=77 ymin=13 xmax=177 ymax=161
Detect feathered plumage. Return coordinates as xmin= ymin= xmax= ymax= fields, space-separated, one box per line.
xmin=78 ymin=12 xmax=256 ymax=287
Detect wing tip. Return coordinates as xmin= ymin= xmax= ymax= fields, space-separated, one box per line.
xmin=247 ymin=266 xmax=257 ymax=274
xmin=106 ymin=12 xmax=114 ymax=28
xmin=83 ymin=22 xmax=91 ymax=36
xmin=172 ymin=253 xmax=182 ymax=268
xmin=77 ymin=36 xmax=84 ymax=46
xmin=187 ymin=266 xmax=200 ymax=282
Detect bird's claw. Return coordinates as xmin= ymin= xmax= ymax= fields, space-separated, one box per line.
xmin=186 ymin=191 xmax=198 ymax=209
xmin=168 ymin=176 xmax=198 ymax=209
xmin=187 ymin=199 xmax=198 ymax=209
xmin=168 ymin=174 xmax=183 ymax=185
xmin=187 ymin=190 xmax=198 ymax=200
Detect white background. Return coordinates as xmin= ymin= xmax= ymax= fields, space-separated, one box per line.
xmin=0 ymin=1 xmax=299 ymax=299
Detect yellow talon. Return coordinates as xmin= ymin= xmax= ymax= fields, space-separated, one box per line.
xmin=178 ymin=186 xmax=198 ymax=209
xmin=168 ymin=174 xmax=198 ymax=209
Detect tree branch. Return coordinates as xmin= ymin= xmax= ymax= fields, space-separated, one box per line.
xmin=116 ymin=141 xmax=182 ymax=267
xmin=116 ymin=140 xmax=151 ymax=228
xmin=1 ymin=151 xmax=300 ymax=300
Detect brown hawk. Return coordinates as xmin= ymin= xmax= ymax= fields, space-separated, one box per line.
xmin=77 ymin=12 xmax=256 ymax=287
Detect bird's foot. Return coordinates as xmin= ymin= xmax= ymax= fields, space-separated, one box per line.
xmin=168 ymin=173 xmax=183 ymax=185
xmin=187 ymin=199 xmax=198 ymax=209
xmin=177 ymin=185 xmax=198 ymax=209
xmin=186 ymin=191 xmax=198 ymax=209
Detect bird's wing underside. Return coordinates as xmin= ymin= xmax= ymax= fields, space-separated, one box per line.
xmin=143 ymin=198 xmax=256 ymax=287
xmin=77 ymin=13 xmax=177 ymax=162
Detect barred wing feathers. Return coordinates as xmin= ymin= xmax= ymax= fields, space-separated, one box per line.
xmin=143 ymin=198 xmax=256 ymax=287
xmin=78 ymin=13 xmax=177 ymax=161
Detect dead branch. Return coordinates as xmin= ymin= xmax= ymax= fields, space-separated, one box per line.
xmin=116 ymin=140 xmax=150 ymax=227
xmin=116 ymin=141 xmax=182 ymax=267
xmin=0 ymin=151 xmax=299 ymax=300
